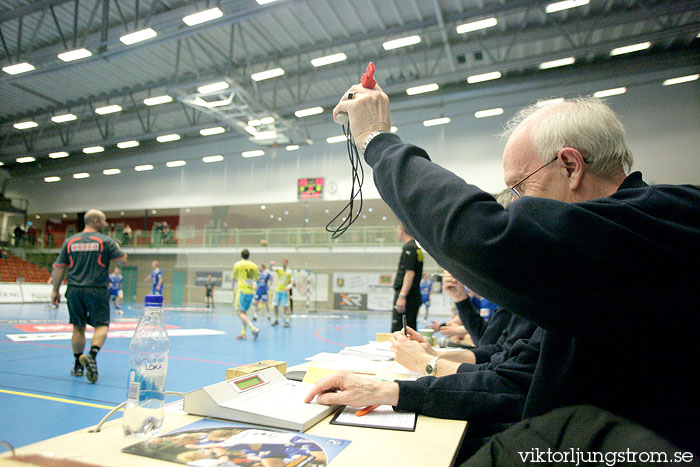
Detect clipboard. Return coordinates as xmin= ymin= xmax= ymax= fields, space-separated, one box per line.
xmin=329 ymin=405 xmax=417 ymax=432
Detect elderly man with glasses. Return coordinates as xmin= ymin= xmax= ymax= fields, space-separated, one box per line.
xmin=306 ymin=88 xmax=700 ymax=463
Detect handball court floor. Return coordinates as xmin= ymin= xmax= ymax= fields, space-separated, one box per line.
xmin=0 ymin=301 xmax=395 ymax=453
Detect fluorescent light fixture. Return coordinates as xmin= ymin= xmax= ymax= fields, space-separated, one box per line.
xmin=73 ymin=172 xmax=90 ymax=179
xmin=423 ymin=117 xmax=451 ymax=127
xmin=94 ymin=104 xmax=122 ymax=115
xmin=103 ymin=168 xmax=121 ymax=175
xmin=610 ymin=42 xmax=651 ymax=56
xmin=474 ymin=107 xmax=504 ymax=118
xmin=13 ymin=121 xmax=38 ymax=130
xmin=57 ymin=48 xmax=92 ymax=62
xmin=326 ymin=135 xmax=349 ymax=144
xmin=390 ymin=126 xmax=398 ymax=133
xmin=535 ymin=98 xmax=565 ymax=107
xmin=545 ymin=0 xmax=589 ymax=14
xmin=260 ymin=116 xmax=275 ymax=125
xmin=244 ymin=126 xmax=258 ymax=136
xmin=117 ymin=140 xmax=140 ymax=149
xmin=593 ymin=87 xmax=627 ymax=98
xmin=253 ymin=130 xmax=277 ymax=140
xmin=286 ymin=145 xmax=300 ymax=151
xmin=456 ymin=17 xmax=497 ymax=34
xmin=383 ymin=35 xmax=421 ymax=50
xmin=256 ymin=0 xmax=278 ymax=4
xmin=406 ymin=83 xmax=439 ymax=95
xmin=662 ymin=74 xmax=699 ymax=86
xmin=202 ymin=155 xmax=224 ymax=163
xmin=166 ymin=160 xmax=186 ymax=167
xmin=295 ymin=107 xmax=323 ymax=117
xmin=135 ymin=164 xmax=154 ymax=171
xmin=16 ymin=156 xmax=36 ymax=163
xmin=83 ymin=146 xmax=104 ymax=154
xmin=467 ymin=71 xmax=502 ymax=83
xmin=143 ymin=95 xmax=173 ymax=106
xmin=251 ymin=68 xmax=284 ymax=81
xmin=156 ymin=134 xmax=181 ymax=143
xmin=49 ymin=151 xmax=69 ymax=159
xmin=197 ymin=81 xmax=229 ymax=94
xmin=2 ymin=62 xmax=35 ymax=75
xmin=242 ymin=150 xmax=265 ymax=158
xmin=200 ymin=127 xmax=225 ymax=136
xmin=44 ymin=176 xmax=61 ymax=183
xmin=311 ymin=52 xmax=347 ymax=67
xmin=51 ymin=113 xmax=77 ymax=123
xmin=120 ymin=28 xmax=157 ymax=45
xmin=248 ymin=119 xmax=261 ymax=127
xmin=539 ymin=57 xmax=575 ymax=69
xmin=183 ymin=7 xmax=223 ymax=26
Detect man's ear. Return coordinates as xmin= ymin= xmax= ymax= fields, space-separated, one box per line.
xmin=557 ymin=147 xmax=586 ymax=190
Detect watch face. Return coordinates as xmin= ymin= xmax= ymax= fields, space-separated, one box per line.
xmin=426 ymin=364 xmax=434 ymax=375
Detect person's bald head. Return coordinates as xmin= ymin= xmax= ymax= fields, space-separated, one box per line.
xmin=83 ymin=209 xmax=107 ymax=232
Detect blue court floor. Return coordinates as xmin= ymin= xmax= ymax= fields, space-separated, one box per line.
xmin=0 ymin=302 xmax=393 ymax=453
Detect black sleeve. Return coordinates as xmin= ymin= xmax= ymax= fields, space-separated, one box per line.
xmin=455 ymin=299 xmax=487 ymax=342
xmin=401 ymin=244 xmax=420 ymax=272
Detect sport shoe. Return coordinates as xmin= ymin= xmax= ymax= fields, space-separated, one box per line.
xmin=71 ymin=365 xmax=84 ymax=377
xmin=253 ymin=315 xmax=258 ymax=321
xmin=79 ymin=354 xmax=98 ymax=383
xmin=272 ymin=320 xmax=279 ymax=326
xmin=235 ymin=334 xmax=247 ymax=340
xmin=283 ymin=322 xmax=290 ymax=328
xmin=252 ymin=329 xmax=260 ymax=340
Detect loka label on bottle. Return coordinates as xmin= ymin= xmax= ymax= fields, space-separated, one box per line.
xmin=127 ymin=355 xmax=168 ymax=402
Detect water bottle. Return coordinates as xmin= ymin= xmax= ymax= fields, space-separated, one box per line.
xmin=123 ymin=294 xmax=169 ymax=438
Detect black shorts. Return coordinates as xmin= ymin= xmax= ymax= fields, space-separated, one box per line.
xmin=66 ymin=286 xmax=110 ymax=328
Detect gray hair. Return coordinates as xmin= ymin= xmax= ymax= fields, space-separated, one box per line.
xmin=502 ymin=97 xmax=633 ymax=176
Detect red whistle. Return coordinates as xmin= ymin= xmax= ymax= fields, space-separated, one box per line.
xmin=361 ymin=62 xmax=376 ymax=89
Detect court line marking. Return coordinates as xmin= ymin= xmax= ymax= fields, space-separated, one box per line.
xmin=0 ymin=388 xmax=118 ymax=411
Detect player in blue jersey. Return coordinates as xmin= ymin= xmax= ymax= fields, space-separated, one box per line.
xmin=253 ymin=263 xmax=272 ymax=321
xmin=419 ymin=273 xmax=432 ymax=322
xmin=144 ymin=260 xmax=164 ymax=295
xmin=108 ymin=266 xmax=124 ymax=315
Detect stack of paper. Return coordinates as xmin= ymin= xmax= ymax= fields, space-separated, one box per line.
xmin=339 ymin=341 xmax=395 ymax=361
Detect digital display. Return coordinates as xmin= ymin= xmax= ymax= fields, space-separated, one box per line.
xmin=235 ymin=375 xmax=264 ymax=390
xmin=298 ymin=177 xmax=324 ymax=200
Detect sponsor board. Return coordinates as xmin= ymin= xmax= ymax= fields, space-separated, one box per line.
xmin=6 ymin=328 xmax=225 ymax=342
xmin=0 ymin=284 xmax=22 ymax=303
xmin=194 ymin=271 xmax=224 ymax=287
xmin=367 ymin=293 xmax=394 ymax=312
xmin=333 ymin=292 xmax=367 ymax=311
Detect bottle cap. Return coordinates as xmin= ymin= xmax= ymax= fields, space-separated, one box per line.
xmin=144 ymin=294 xmax=164 ymax=307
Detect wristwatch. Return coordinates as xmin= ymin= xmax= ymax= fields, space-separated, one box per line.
xmin=425 ymin=356 xmax=439 ymax=376
xmin=361 ymin=130 xmax=385 ymax=154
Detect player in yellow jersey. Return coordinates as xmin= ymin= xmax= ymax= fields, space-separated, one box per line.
xmin=270 ymin=258 xmax=295 ymax=327
xmin=232 ymin=249 xmax=260 ymax=340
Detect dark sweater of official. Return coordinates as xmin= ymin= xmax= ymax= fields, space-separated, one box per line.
xmin=364 ymin=133 xmax=700 ymax=453
xmin=456 ymin=300 xmax=520 ymax=363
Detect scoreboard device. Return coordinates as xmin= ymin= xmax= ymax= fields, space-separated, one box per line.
xmin=298 ymin=177 xmax=324 ymax=200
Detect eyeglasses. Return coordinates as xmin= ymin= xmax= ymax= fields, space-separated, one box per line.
xmin=509 ymin=157 xmax=557 ymax=199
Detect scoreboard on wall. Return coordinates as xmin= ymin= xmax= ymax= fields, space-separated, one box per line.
xmin=298 ymin=177 xmax=324 ymax=200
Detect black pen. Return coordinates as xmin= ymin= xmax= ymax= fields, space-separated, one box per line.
xmin=402 ymin=315 xmax=407 ymax=336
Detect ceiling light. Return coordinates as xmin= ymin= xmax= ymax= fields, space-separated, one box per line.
xmin=244 ymin=126 xmax=258 ymax=136
xmin=456 ymin=17 xmax=498 ymax=34
xmin=202 ymin=155 xmax=224 ymax=163
xmin=120 ymin=28 xmax=157 ymax=45
xmin=200 ymin=127 xmax=225 ymax=136
xmin=545 ymin=0 xmax=589 ymax=14
xmin=94 ymin=104 xmax=122 ymax=115
xmin=143 ymin=95 xmax=173 ymax=106
xmin=383 ymin=35 xmax=421 ymax=50
xmin=242 ymin=150 xmax=265 ymax=158
xmin=103 ymin=168 xmax=121 ymax=175
xmin=295 ymin=107 xmax=323 ymax=117
xmin=662 ymin=74 xmax=699 ymax=86
xmin=610 ymin=42 xmax=651 ymax=56
xmin=166 ymin=160 xmax=186 ymax=167
xmin=251 ymin=68 xmax=284 ymax=81
xmin=286 ymin=145 xmax=300 ymax=151
xmin=2 ymin=62 xmax=35 ymax=75
xmin=326 ymin=135 xmax=349 ymax=143
xmin=259 ymin=116 xmax=275 ymax=125
xmin=151 ymin=210 xmax=157 ymax=214
xmin=406 ymin=83 xmax=439 ymax=95
xmin=474 ymin=108 xmax=504 ymax=118
xmin=248 ymin=119 xmax=261 ymax=127
xmin=157 ymin=134 xmax=181 ymax=143
xmin=467 ymin=71 xmax=501 ymax=83
xmin=253 ymin=130 xmax=277 ymax=140
xmin=13 ymin=121 xmax=38 ymax=130
xmin=197 ymin=81 xmax=229 ymax=93
xmin=277 ymin=217 xmax=282 ymax=221
xmin=62 ymin=213 xmax=67 ymax=218
xmin=423 ymin=117 xmax=451 ymax=127
xmin=16 ymin=156 xmax=36 ymax=163
xmin=57 ymin=48 xmax=92 ymax=62
xmin=261 ymin=205 xmax=266 ymax=209
xmin=182 ymin=7 xmax=223 ymax=26
xmin=117 ymin=140 xmax=139 ymax=149
xmin=51 ymin=113 xmax=77 ymax=123
xmin=390 ymin=126 xmax=398 ymax=133
xmin=535 ymin=98 xmax=565 ymax=107
xmin=44 ymin=176 xmax=61 ymax=183
xmin=539 ymin=57 xmax=575 ymax=69
xmin=269 ymin=214 xmax=274 ymax=219
xmin=593 ymin=87 xmax=627 ymax=98
xmin=135 ymin=164 xmax=154 ymax=171
xmin=83 ymin=146 xmax=104 ymax=154
xmin=73 ymin=172 xmax=90 ymax=179
xmin=49 ymin=151 xmax=69 ymax=159
xmin=256 ymin=0 xmax=278 ymax=4
xmin=311 ymin=52 xmax=347 ymax=67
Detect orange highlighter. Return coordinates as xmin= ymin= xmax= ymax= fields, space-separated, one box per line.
xmin=356 ymin=405 xmax=380 ymax=417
